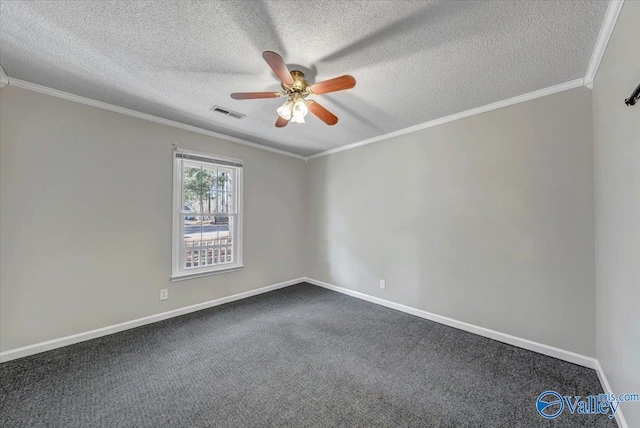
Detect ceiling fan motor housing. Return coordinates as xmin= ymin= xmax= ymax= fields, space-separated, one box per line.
xmin=283 ymin=70 xmax=310 ymax=96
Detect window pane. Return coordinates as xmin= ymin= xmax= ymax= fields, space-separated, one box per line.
xmin=183 ymin=215 xmax=233 ymax=268
xmin=217 ymin=216 xmax=233 ymax=264
xmin=184 ymin=215 xmax=203 ymax=268
xmin=183 ymin=164 xmax=235 ymax=215
xmin=212 ymin=169 xmax=233 ymax=213
xmin=183 ymin=164 xmax=215 ymax=214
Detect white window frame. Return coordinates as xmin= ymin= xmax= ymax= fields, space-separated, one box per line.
xmin=171 ymin=148 xmax=243 ymax=281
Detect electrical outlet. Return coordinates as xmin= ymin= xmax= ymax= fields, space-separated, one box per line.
xmin=380 ymin=279 xmax=386 ymax=290
xmin=160 ymin=289 xmax=168 ymax=300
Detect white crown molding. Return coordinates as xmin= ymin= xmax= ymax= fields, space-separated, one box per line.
xmin=595 ymin=360 xmax=630 ymax=428
xmin=6 ymin=75 xmax=591 ymax=162
xmin=6 ymin=78 xmax=306 ymax=161
xmin=305 ymin=277 xmax=597 ymax=369
xmin=0 ymin=277 xmax=305 ymax=362
xmin=584 ymin=0 xmax=625 ymax=89
xmin=0 ymin=64 xmax=8 ymax=88
xmin=307 ymin=78 xmax=585 ymax=160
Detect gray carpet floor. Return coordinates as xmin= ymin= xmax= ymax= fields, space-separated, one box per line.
xmin=1 ymin=283 xmax=616 ymax=427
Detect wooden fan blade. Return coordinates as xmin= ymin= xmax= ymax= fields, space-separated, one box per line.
xmin=275 ymin=116 xmax=289 ymax=128
xmin=309 ymin=75 xmax=356 ymax=95
xmin=307 ymin=100 xmax=338 ymax=126
xmin=262 ymin=51 xmax=294 ymax=85
xmin=230 ymin=92 xmax=280 ymax=100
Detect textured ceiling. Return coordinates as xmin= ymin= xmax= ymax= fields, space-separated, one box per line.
xmin=0 ymin=1 xmax=608 ymax=156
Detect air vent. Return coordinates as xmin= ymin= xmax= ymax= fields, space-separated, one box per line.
xmin=210 ymin=105 xmax=245 ymax=119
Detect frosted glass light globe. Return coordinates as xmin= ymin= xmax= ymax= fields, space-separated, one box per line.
xmin=290 ymin=99 xmax=308 ymax=124
xmin=277 ymin=100 xmax=293 ymax=120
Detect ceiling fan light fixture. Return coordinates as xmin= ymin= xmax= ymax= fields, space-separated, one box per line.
xmin=277 ymin=99 xmax=294 ymax=120
xmin=231 ymin=51 xmax=355 ymax=127
xmin=290 ymin=98 xmax=308 ymax=124
xmin=290 ymin=114 xmax=305 ymax=124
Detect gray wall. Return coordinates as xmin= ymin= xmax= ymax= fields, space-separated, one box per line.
xmin=3 ymin=50 xmax=630 ymax=377
xmin=0 ymin=86 xmax=307 ymax=352
xmin=307 ymin=87 xmax=596 ymax=357
xmin=593 ymin=1 xmax=640 ymax=425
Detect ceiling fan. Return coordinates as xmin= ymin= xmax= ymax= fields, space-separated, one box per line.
xmin=231 ymin=51 xmax=356 ymax=127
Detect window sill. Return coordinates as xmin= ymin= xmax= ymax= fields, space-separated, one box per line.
xmin=170 ymin=265 xmax=244 ymax=282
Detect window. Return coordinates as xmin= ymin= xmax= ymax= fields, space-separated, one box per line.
xmin=172 ymin=149 xmax=243 ymax=280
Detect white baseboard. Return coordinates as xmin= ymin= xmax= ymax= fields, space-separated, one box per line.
xmin=304 ymin=277 xmax=597 ymax=369
xmin=2 ymin=276 xmax=628 ymax=426
xmin=595 ymin=360 xmax=629 ymax=428
xmin=0 ymin=277 xmax=304 ymax=363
